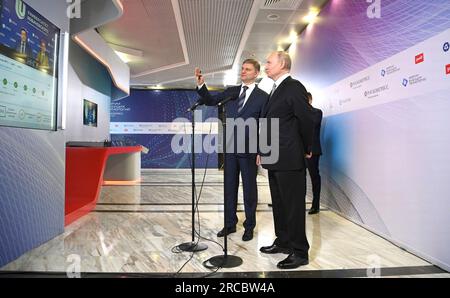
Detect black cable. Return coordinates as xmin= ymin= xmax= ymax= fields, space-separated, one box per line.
xmin=172 ymin=118 xmax=201 ymax=277
xmin=173 ymin=115 xmax=224 ymax=278
xmin=193 ymin=121 xmax=226 ymax=277
xmin=193 ymin=134 xmax=224 ymax=249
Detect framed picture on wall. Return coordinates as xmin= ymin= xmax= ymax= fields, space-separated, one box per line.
xmin=83 ymin=99 xmax=97 ymax=127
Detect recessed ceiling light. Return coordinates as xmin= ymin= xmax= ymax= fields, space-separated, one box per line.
xmin=303 ymin=7 xmax=320 ymax=24
xmin=289 ymin=30 xmax=298 ymax=44
xmin=267 ymin=14 xmax=280 ymax=21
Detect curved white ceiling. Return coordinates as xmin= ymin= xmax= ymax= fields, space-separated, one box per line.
xmin=98 ymin=0 xmax=329 ymax=88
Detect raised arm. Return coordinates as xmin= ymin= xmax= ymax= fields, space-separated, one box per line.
xmin=194 ymin=67 xmax=238 ymax=106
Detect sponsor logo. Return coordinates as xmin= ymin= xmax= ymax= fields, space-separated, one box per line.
xmin=446 ymin=64 xmax=450 ymax=75
xmin=364 ymin=84 xmax=389 ymax=98
xmin=15 ymin=0 xmax=26 ymax=20
xmin=350 ymin=76 xmax=370 ymax=89
xmin=415 ymin=53 xmax=424 ymax=64
xmin=408 ymin=74 xmax=427 ymax=85
xmin=381 ymin=65 xmax=400 ymax=77
xmin=402 ymin=79 xmax=408 ymax=87
xmin=444 ymin=42 xmax=449 ymax=53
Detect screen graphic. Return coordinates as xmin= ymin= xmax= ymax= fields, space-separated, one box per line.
xmin=83 ymin=99 xmax=97 ymax=127
xmin=110 ymin=89 xmax=219 ymax=169
xmin=0 ymin=0 xmax=60 ymax=130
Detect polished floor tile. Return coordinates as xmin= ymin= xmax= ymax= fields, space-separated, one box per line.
xmin=1 ymin=170 xmax=446 ymax=278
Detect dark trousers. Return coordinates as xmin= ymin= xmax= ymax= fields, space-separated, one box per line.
xmin=306 ymin=154 xmax=321 ymax=210
xmin=224 ymin=154 xmax=258 ymax=230
xmin=268 ymin=169 xmax=309 ymax=257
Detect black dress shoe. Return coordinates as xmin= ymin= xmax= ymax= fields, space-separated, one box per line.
xmin=277 ymin=253 xmax=309 ymax=269
xmin=308 ymin=207 xmax=320 ymax=215
xmin=259 ymin=244 xmax=291 ymax=254
xmin=217 ymin=227 xmax=236 ymax=237
xmin=242 ymin=229 xmax=253 ymax=241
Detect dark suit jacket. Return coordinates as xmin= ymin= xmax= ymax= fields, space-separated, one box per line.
xmin=16 ymin=42 xmax=31 ymax=56
xmin=310 ymin=107 xmax=323 ymax=155
xmin=260 ymin=76 xmax=313 ymax=171
xmin=16 ymin=42 xmax=33 ymax=66
xmin=197 ymin=84 xmax=268 ymax=157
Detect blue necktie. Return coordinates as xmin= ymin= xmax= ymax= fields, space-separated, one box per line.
xmin=237 ymin=86 xmax=248 ymax=113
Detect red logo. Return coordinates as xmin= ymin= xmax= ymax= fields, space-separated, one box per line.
xmin=446 ymin=64 xmax=450 ymax=75
xmin=415 ymin=53 xmax=424 ymax=64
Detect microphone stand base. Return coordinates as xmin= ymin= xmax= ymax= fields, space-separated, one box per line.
xmin=178 ymin=242 xmax=208 ymax=252
xmin=203 ymin=255 xmax=243 ymax=269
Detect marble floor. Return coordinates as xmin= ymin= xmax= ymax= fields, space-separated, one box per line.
xmin=1 ymin=169 xmax=448 ymax=278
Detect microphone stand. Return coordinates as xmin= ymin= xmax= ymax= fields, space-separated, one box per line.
xmin=204 ymin=99 xmax=242 ymax=268
xmin=178 ymin=104 xmax=208 ymax=252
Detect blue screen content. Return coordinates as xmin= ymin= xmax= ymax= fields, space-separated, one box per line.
xmin=0 ymin=0 xmax=60 ymax=130
xmin=83 ymin=99 xmax=97 ymax=127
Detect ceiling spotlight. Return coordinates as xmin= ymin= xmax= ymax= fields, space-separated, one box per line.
xmin=289 ymin=30 xmax=298 ymax=44
xmin=303 ymin=7 xmax=319 ymax=24
xmin=267 ymin=13 xmax=280 ymax=21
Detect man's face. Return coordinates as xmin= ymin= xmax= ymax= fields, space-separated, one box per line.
xmin=265 ymin=53 xmax=284 ymax=80
xmin=21 ymin=30 xmax=27 ymax=42
xmin=40 ymin=42 xmax=46 ymax=51
xmin=240 ymin=63 xmax=259 ymax=84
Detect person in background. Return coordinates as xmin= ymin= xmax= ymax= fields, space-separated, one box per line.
xmin=36 ymin=40 xmax=49 ymax=68
xmin=304 ymin=92 xmax=323 ymax=215
xmin=16 ymin=28 xmax=31 ymax=58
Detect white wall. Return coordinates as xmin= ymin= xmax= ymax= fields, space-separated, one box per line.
xmin=290 ymin=1 xmax=450 ymax=271
xmin=66 ymin=63 xmax=111 ymax=142
xmin=1 ymin=0 xmax=70 ymax=267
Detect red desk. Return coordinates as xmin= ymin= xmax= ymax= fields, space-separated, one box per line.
xmin=65 ymin=146 xmax=142 ymax=226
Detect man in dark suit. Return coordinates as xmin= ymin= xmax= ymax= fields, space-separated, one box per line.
xmin=16 ymin=29 xmax=30 ymax=56
xmin=257 ymin=51 xmax=313 ymax=269
xmin=305 ymin=92 xmax=323 ymax=215
xmin=15 ymin=28 xmax=33 ymax=65
xmin=195 ymin=59 xmax=268 ymax=241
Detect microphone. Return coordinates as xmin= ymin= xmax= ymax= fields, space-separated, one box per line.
xmin=216 ymin=96 xmax=235 ymax=107
xmin=186 ymin=100 xmax=204 ymax=112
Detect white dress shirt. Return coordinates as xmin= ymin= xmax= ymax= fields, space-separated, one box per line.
xmin=239 ymin=82 xmax=256 ymax=108
xmin=272 ymin=73 xmax=291 ymax=92
xmin=197 ymin=82 xmax=257 ymax=109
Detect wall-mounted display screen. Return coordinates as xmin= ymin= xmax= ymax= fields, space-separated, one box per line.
xmin=83 ymin=99 xmax=97 ymax=127
xmin=0 ymin=0 xmax=60 ymax=130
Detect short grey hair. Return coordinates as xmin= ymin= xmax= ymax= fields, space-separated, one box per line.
xmin=273 ymin=51 xmax=292 ymax=71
